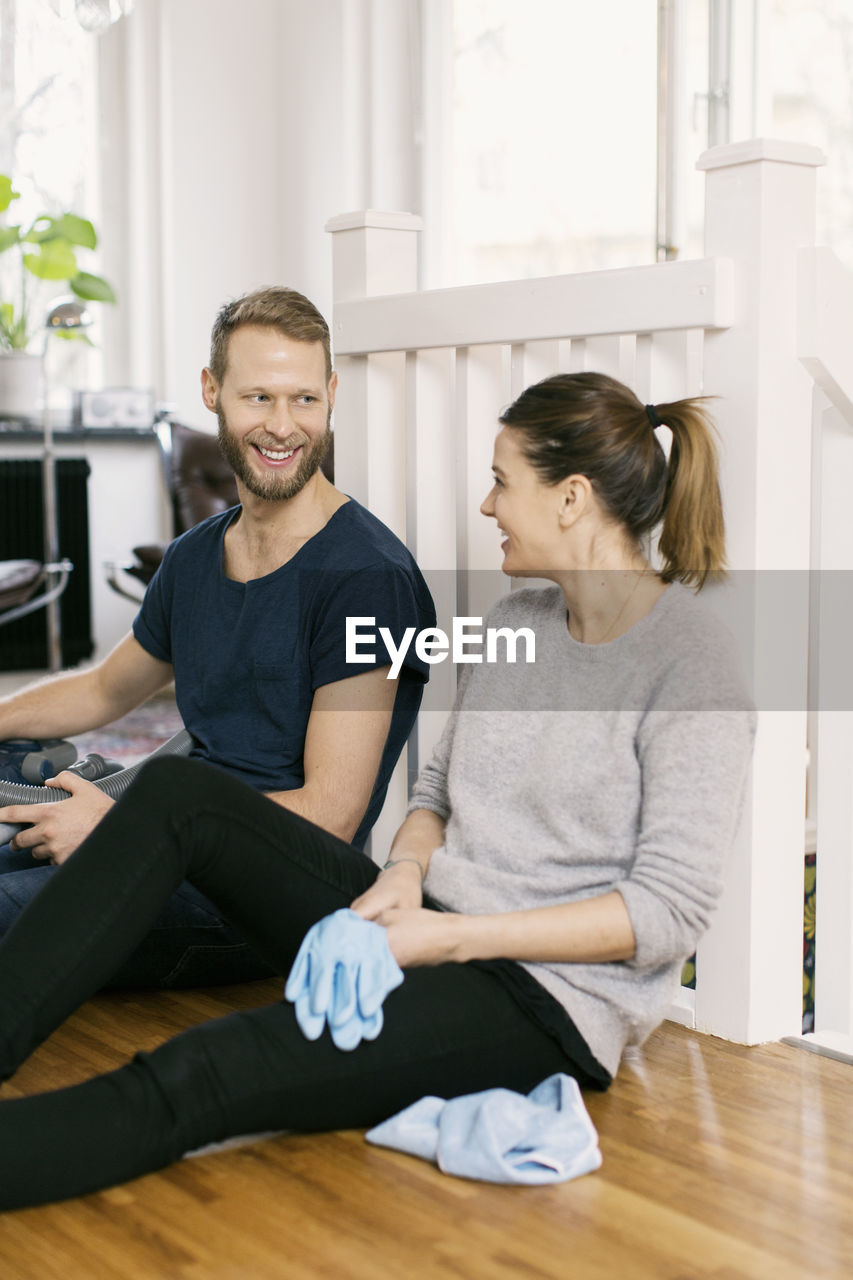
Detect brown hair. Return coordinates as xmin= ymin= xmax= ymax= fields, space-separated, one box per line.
xmin=499 ymin=372 xmax=725 ymax=588
xmin=208 ymin=286 xmax=332 ymax=385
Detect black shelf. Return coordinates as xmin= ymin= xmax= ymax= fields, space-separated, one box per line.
xmin=0 ymin=422 xmax=157 ymax=443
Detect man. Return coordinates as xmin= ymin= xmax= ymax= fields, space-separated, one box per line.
xmin=0 ymin=287 xmax=435 ymax=986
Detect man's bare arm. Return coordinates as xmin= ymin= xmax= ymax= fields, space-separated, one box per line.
xmin=0 ymin=632 xmax=174 ymax=741
xmin=265 ymin=666 xmax=399 ymax=843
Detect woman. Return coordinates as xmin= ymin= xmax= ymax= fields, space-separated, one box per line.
xmin=0 ymin=373 xmax=754 ymax=1210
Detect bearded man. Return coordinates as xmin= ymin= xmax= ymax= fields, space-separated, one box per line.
xmin=0 ymin=287 xmax=435 ymax=988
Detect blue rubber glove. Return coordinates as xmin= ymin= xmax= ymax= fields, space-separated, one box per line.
xmin=284 ymin=908 xmax=404 ymax=1051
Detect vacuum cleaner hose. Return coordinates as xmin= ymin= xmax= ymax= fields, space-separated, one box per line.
xmin=0 ymin=729 xmax=194 ymax=846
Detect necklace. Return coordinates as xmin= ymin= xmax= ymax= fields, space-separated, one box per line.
xmin=595 ymin=569 xmax=647 ymax=645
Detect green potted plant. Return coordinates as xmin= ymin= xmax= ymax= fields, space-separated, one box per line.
xmin=0 ymin=173 xmax=116 ymax=421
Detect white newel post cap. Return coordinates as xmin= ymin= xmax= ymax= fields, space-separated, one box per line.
xmin=698 ymin=137 xmax=826 ymax=275
xmin=326 ymin=211 xmax=424 ymax=233
xmin=697 ymin=138 xmax=826 ymax=172
xmin=326 ymin=210 xmax=423 ymax=302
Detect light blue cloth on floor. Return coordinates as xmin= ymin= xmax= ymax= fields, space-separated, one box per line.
xmin=284 ymin=908 xmax=404 ymax=1051
xmin=365 ymin=1073 xmax=602 ymax=1185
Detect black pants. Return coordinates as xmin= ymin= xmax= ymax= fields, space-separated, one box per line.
xmin=0 ymin=757 xmax=586 ymax=1211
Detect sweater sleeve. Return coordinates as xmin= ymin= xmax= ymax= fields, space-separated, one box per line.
xmin=407 ymin=665 xmax=477 ymax=821
xmin=616 ymin=664 xmax=756 ymax=969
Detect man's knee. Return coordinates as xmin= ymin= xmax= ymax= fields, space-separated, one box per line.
xmin=128 ymin=754 xmax=207 ymax=805
xmin=0 ymin=865 xmax=57 ymax=935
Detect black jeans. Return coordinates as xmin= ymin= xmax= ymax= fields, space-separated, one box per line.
xmin=0 ymin=757 xmax=579 ymax=1211
xmin=0 ymin=847 xmax=277 ymax=989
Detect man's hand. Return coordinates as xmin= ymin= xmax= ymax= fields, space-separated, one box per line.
xmin=0 ymin=772 xmax=114 ymax=865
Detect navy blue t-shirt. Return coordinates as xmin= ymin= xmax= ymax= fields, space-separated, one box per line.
xmin=133 ymin=499 xmax=435 ymax=847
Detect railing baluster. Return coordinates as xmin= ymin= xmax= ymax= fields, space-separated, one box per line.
xmin=583 ymin=335 xmax=635 ymax=383
xmin=406 ymin=348 xmax=456 ymax=784
xmin=567 ymin=337 xmax=586 ymax=372
xmin=509 ymin=340 xmax=563 ymax=397
xmin=641 ymin=329 xmax=705 ymax=404
xmin=455 ymin=345 xmax=506 ymax=624
xmin=810 ymin=389 xmax=853 ymax=1044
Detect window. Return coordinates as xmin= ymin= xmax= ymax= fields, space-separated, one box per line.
xmin=425 ymin=1 xmax=853 ymax=288
xmin=431 ymin=0 xmax=716 ymax=287
xmin=0 ymin=0 xmax=100 ymax=390
xmin=0 ymin=0 xmax=97 ymax=222
xmin=768 ymin=0 xmax=853 ymax=271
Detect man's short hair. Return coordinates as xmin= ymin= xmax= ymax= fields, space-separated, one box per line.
xmin=209 ymin=287 xmax=333 ymax=385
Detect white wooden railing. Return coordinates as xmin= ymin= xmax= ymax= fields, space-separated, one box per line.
xmin=327 ymin=139 xmax=853 ymax=1054
xmin=798 ymin=243 xmax=853 ymax=1060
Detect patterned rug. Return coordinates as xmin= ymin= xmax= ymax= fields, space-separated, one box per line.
xmin=803 ymin=852 xmax=816 ymax=1034
xmin=72 ymin=688 xmax=184 ymax=767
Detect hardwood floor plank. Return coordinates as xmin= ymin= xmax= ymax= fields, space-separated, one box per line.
xmin=0 ymin=986 xmax=850 ymax=1279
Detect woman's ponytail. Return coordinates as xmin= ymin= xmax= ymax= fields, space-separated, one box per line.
xmin=501 ymin=373 xmax=727 ymax=590
xmin=654 ymin=399 xmax=725 ymax=589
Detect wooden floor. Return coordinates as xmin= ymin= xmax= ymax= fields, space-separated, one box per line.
xmin=0 ymin=982 xmax=850 ymax=1280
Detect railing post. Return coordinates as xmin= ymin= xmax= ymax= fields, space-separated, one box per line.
xmin=810 ymin=392 xmax=853 ymax=1048
xmin=326 ymin=211 xmax=423 ymax=855
xmin=697 ymin=139 xmax=825 ymax=1043
xmin=326 ymin=211 xmax=422 ymax=522
xmin=798 ymin=248 xmax=853 ymax=1050
xmin=327 ymin=210 xmax=422 ymax=305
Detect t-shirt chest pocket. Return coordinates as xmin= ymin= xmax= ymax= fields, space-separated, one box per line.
xmin=252 ymin=655 xmax=312 ymax=756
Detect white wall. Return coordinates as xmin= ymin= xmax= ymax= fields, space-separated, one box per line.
xmin=98 ymin=0 xmax=346 ymax=427
xmin=97 ymin=0 xmax=419 ymax=430
xmin=1 ymin=434 xmax=168 ymax=667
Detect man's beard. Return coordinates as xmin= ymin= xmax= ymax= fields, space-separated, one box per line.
xmin=217 ymin=410 xmax=332 ymax=502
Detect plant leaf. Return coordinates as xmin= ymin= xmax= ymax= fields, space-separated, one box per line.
xmin=0 ymin=175 xmax=20 ymax=214
xmin=23 ymin=215 xmax=57 ymax=243
xmin=54 ymin=214 xmax=97 ymax=249
xmin=0 ymin=225 xmax=21 ymax=254
xmin=25 ymin=214 xmax=96 ymax=249
xmin=5 ymin=310 xmax=32 ymax=349
xmin=23 ymin=239 xmax=79 ymax=280
xmin=70 ymin=271 xmax=116 ymax=303
xmin=54 ymin=328 xmax=95 ymax=346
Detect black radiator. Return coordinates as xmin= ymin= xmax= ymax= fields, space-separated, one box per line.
xmin=0 ymin=457 xmax=94 ymax=671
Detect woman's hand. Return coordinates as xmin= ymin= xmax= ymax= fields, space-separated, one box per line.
xmin=363 ymin=892 xmax=638 ymax=971
xmin=352 ymin=808 xmax=444 ymax=926
xmin=371 ymin=906 xmax=463 ymax=968
xmin=350 ymin=807 xmax=452 ymax=966
xmin=351 ymin=859 xmax=424 ymax=921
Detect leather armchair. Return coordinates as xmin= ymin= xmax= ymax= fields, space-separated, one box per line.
xmin=106 ymin=421 xmax=239 ymax=602
xmin=0 ymin=558 xmax=73 ymax=629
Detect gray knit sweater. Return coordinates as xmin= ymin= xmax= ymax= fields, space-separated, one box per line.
xmin=410 ymin=582 xmax=756 ymax=1077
